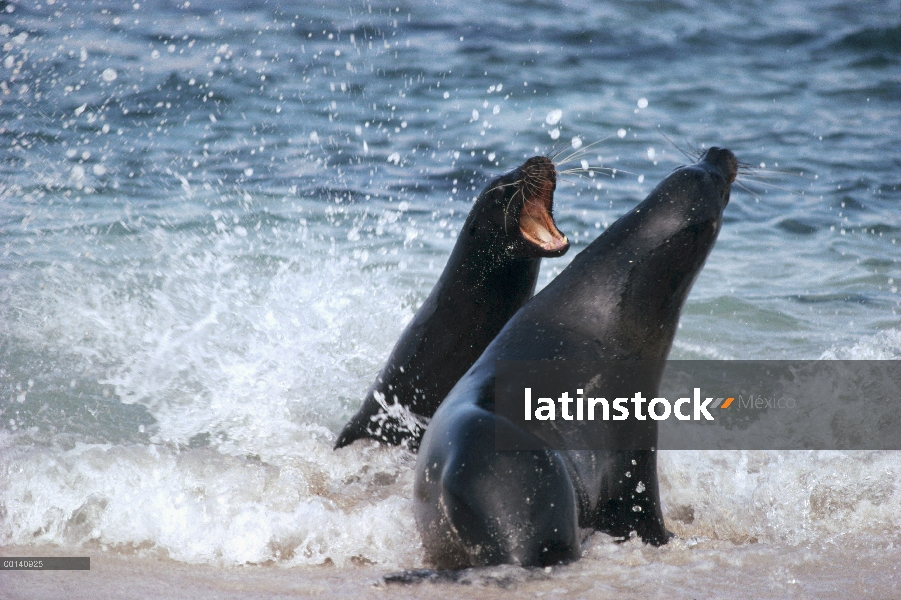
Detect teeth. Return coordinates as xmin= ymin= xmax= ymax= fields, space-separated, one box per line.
xmin=537 ymin=226 xmax=553 ymax=244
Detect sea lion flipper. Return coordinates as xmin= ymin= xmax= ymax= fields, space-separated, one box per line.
xmin=333 ymin=412 xmax=368 ymax=449
xmin=335 ymin=389 xmax=428 ymax=449
xmin=591 ymin=450 xmax=669 ymax=545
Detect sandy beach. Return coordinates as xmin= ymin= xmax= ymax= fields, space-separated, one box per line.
xmin=4 ymin=537 xmax=900 ymax=600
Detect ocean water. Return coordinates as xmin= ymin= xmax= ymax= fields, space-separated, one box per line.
xmin=1 ymin=0 xmax=900 ymax=580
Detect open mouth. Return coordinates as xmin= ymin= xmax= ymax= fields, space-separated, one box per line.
xmin=518 ymin=163 xmax=568 ymax=254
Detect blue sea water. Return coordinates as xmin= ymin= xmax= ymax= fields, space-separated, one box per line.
xmin=1 ymin=0 xmax=900 ymax=569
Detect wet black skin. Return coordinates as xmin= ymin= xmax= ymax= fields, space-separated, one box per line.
xmin=414 ymin=147 xmax=738 ymax=568
xmin=335 ymin=157 xmax=568 ymax=450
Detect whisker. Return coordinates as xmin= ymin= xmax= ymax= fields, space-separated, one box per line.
xmin=688 ymin=142 xmax=706 ymax=161
xmin=548 ymin=142 xmax=572 ymax=162
xmin=556 ymin=171 xmax=616 ymax=182
xmin=656 ymin=130 xmax=696 ymax=163
xmin=738 ymin=166 xmax=804 ymax=178
xmin=503 ymin=186 xmax=523 ymax=234
xmin=556 ymin=170 xmax=629 ymax=185
xmin=557 ymin=172 xmax=600 ymax=185
xmin=524 ymin=195 xmax=543 ymax=207
xmin=557 ymin=166 xmax=619 ymax=176
xmin=733 ymin=180 xmax=760 ymax=199
xmin=736 ymin=176 xmax=805 ymax=196
xmin=560 ymin=166 xmax=639 ymax=178
xmin=483 ymin=180 xmax=520 ymax=196
xmin=554 ymin=135 xmax=616 ymax=167
xmin=554 ymin=149 xmax=593 ymax=168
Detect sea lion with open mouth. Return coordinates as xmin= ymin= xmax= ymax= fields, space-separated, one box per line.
xmin=335 ymin=156 xmax=569 ymax=450
xmin=414 ymin=147 xmax=738 ymax=567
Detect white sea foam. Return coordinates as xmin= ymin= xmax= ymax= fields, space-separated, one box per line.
xmin=821 ymin=328 xmax=901 ymax=360
xmin=1 ymin=223 xmax=428 ymax=565
xmin=660 ymin=450 xmax=901 ymax=545
xmin=0 ymin=436 xmax=422 ymax=566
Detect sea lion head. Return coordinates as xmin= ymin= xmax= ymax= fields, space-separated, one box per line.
xmin=654 ymin=146 xmax=737 ymax=245
xmin=473 ymin=156 xmax=570 ymax=258
xmin=540 ymin=146 xmax=738 ymax=360
xmin=619 ymin=146 xmax=737 ymax=250
xmin=598 ymin=146 xmax=738 ymax=346
xmin=693 ymin=145 xmax=738 ymax=206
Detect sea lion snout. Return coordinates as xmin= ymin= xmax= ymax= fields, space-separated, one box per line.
xmin=700 ymin=147 xmax=738 ymax=184
xmin=520 ymin=155 xmax=557 ymax=187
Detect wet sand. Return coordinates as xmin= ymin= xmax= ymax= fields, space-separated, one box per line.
xmin=3 ymin=537 xmax=898 ymax=600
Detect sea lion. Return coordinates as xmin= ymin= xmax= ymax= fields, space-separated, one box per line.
xmin=414 ymin=147 xmax=738 ymax=567
xmin=335 ymin=156 xmax=570 ymax=450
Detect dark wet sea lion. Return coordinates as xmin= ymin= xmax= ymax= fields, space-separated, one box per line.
xmin=335 ymin=156 xmax=569 ymax=450
xmin=414 ymin=147 xmax=738 ymax=567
